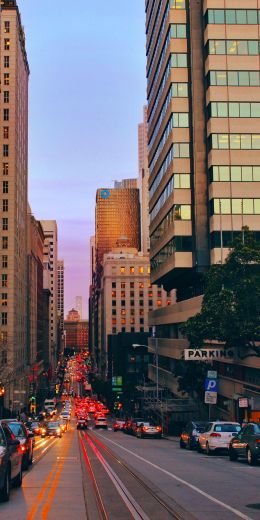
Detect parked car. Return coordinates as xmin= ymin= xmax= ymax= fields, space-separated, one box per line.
xmin=129 ymin=419 xmax=146 ymax=436
xmin=122 ymin=420 xmax=132 ymax=434
xmin=5 ymin=420 xmax=34 ymax=470
xmin=77 ymin=418 xmax=88 ymax=430
xmin=229 ymin=422 xmax=260 ymax=465
xmin=180 ymin=421 xmax=209 ymax=450
xmin=0 ymin=421 xmax=22 ymax=502
xmin=198 ymin=421 xmax=241 ymax=455
xmin=113 ymin=420 xmax=125 ymax=432
xmin=136 ymin=422 xmax=162 ymax=439
xmin=95 ymin=417 xmax=107 ymax=429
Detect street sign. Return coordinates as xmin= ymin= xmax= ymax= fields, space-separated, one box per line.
xmin=184 ymin=349 xmax=234 ymax=361
xmin=205 ymin=378 xmax=218 ymax=392
xmin=239 ymin=398 xmax=248 ymax=408
xmin=207 ymin=370 xmax=217 ymax=379
xmin=205 ymin=391 xmax=217 ymax=404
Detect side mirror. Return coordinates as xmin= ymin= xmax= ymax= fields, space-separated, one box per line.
xmin=8 ymin=439 xmax=20 ymax=447
xmin=28 ymin=432 xmax=34 ymax=438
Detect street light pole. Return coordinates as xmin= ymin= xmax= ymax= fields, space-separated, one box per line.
xmin=155 ymin=336 xmax=158 ymax=401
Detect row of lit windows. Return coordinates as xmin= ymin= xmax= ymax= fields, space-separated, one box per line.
xmin=112 ymin=318 xmax=146 ymax=326
xmin=208 ymin=102 xmax=260 ymax=118
xmin=210 ymin=166 xmax=260 ymax=183
xmin=111 ymin=291 xmax=152 ymax=298
xmin=113 ymin=309 xmax=148 ymax=316
xmin=207 ymin=70 xmax=260 ymax=87
xmin=150 ymin=205 xmax=191 ymax=248
xmin=210 ymin=198 xmax=260 ymax=215
xmin=205 ymin=9 xmax=260 ymax=25
xmin=112 ymin=281 xmax=151 ymax=289
xmin=209 ymin=134 xmax=260 ymax=150
xmin=112 ymin=300 xmax=146 ymax=307
xmin=207 ymin=40 xmax=260 ymax=56
xmin=116 ymin=266 xmax=149 ymax=274
xmin=151 ymin=236 xmax=192 ymax=272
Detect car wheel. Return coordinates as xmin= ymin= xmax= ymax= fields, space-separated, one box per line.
xmin=0 ymin=467 xmax=11 ymax=502
xmin=12 ymin=466 xmax=23 ymax=488
xmin=180 ymin=439 xmax=186 ymax=449
xmin=247 ymin=447 xmax=256 ymax=465
xmin=229 ymin=448 xmax=238 ymax=461
xmin=187 ymin=439 xmax=193 ymax=450
xmin=197 ymin=442 xmax=203 ymax=453
xmin=206 ymin=443 xmax=212 ymax=456
xmin=29 ymin=451 xmax=33 ymax=465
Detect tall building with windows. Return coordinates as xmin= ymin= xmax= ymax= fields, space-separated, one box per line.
xmin=0 ymin=0 xmax=30 ymax=410
xmin=41 ymin=220 xmax=58 ymax=374
xmin=57 ymin=260 xmax=64 ymax=335
xmin=75 ymin=295 xmax=82 ymax=320
xmin=138 ymin=106 xmax=150 ymax=254
xmin=146 ymin=0 xmax=260 ymax=416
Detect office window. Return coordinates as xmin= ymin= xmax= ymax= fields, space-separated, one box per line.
xmin=121 ymin=309 xmax=126 ymax=316
xmin=121 ymin=300 xmax=125 ymax=306
xmin=172 ymin=83 xmax=188 ymax=97
xmin=2 ymin=218 xmax=8 ymax=231
xmin=209 ymin=134 xmax=260 ymax=150
xmin=140 ymin=327 xmax=144 ymax=333
xmin=112 ymin=282 xmax=116 ymax=288
xmin=121 ymin=327 xmax=126 ymax=333
xmin=121 ymin=291 xmax=125 ymax=297
xmin=130 ymin=282 xmax=134 ymax=288
xmin=3 ymin=91 xmax=9 ymax=103
xmin=112 ymin=300 xmax=116 ymax=306
xmin=171 ymin=0 xmax=186 ymax=8
xmin=139 ymin=291 xmax=144 ymax=297
xmin=130 ymin=318 xmax=135 ymax=325
xmin=140 ymin=309 xmax=144 ymax=316
xmin=112 ymin=318 xmax=116 ymax=325
xmin=149 ymin=299 xmax=153 ymax=306
xmin=3 ymin=109 xmax=9 ymax=121
xmin=1 ymin=274 xmax=7 ymax=287
xmin=210 ymin=165 xmax=260 ymax=182
xmin=4 ymin=73 xmax=9 ymax=86
xmin=1 ymin=293 xmax=7 ymax=306
xmin=3 ymin=145 xmax=8 ymax=157
xmin=111 ymin=290 xmax=116 ymax=297
xmin=172 ymin=113 xmax=189 ymax=127
xmin=173 ymin=143 xmax=190 ymax=157
xmin=4 ymin=22 xmax=10 ymax=33
xmin=3 ymin=163 xmax=8 ymax=177
xmin=171 ymin=53 xmax=187 ymax=67
xmin=121 ymin=282 xmax=125 ymax=289
xmin=112 ymin=309 xmax=116 ymax=316
xmin=171 ymin=24 xmax=186 ymax=38
xmin=130 ymin=300 xmax=134 ymax=306
xmin=139 ymin=266 xmax=144 ymax=274
xmin=3 ymin=181 xmax=8 ymax=194
xmin=130 ymin=266 xmax=135 ymax=274
xmin=1 ymin=312 xmax=7 ymax=326
xmin=2 ymin=200 xmax=8 ymax=212
xmin=139 ymin=300 xmax=144 ymax=306
xmin=148 ymin=290 xmax=153 ymax=298
xmin=121 ymin=318 xmax=126 ymax=325
xmin=4 ymin=39 xmax=10 ymax=50
xmin=3 ymin=127 xmax=9 ymax=139
xmin=2 ymin=256 xmax=7 ymax=269
xmin=140 ymin=318 xmax=144 ymax=325
xmin=4 ymin=56 xmax=9 ymax=68
xmin=130 ymin=291 xmax=134 ymax=298
xmin=112 ymin=327 xmax=117 ymax=334
xmin=2 ymin=237 xmax=8 ymax=250
xmin=130 ymin=309 xmax=135 ymax=316
xmin=120 ymin=266 xmax=125 ymax=273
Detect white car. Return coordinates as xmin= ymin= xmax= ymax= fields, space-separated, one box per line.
xmin=198 ymin=422 xmax=241 ymax=455
xmin=95 ymin=417 xmax=107 ymax=429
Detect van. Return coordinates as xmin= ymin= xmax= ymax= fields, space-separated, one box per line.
xmin=44 ymin=398 xmax=56 ymax=410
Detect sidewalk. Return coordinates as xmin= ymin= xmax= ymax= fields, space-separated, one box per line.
xmin=162 ymin=434 xmax=179 ymax=442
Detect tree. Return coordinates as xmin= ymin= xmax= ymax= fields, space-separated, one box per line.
xmin=182 ymin=228 xmax=260 ymax=358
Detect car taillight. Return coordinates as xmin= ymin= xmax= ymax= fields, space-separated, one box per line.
xmin=20 ymin=445 xmax=26 ymax=452
xmin=143 ymin=427 xmax=149 ymax=431
xmin=210 ymin=433 xmax=221 ymax=437
xmin=156 ymin=426 xmax=162 ymax=431
xmin=256 ymin=439 xmax=260 ymax=443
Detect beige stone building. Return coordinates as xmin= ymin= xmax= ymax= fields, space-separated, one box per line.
xmin=138 ymin=106 xmax=150 ymax=254
xmin=0 ymin=1 xmax=29 ymax=410
xmin=57 ymin=259 xmax=64 ymax=335
xmin=99 ymin=247 xmax=174 ymax=371
xmin=146 ymin=0 xmax=260 ymax=419
xmin=40 ymin=220 xmax=58 ymax=374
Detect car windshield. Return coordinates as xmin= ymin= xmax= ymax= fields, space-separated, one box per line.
xmin=214 ymin=424 xmax=241 ymax=432
xmin=141 ymin=422 xmax=150 ymax=427
xmin=254 ymin=424 xmax=260 ymax=434
xmin=8 ymin=423 xmax=26 ymax=438
xmin=48 ymin=422 xmax=59 ymax=428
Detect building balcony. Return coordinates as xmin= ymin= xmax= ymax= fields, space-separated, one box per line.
xmin=148 ymin=337 xmax=189 ymax=360
xmin=148 ymin=364 xmax=190 ymax=401
xmin=148 ymin=295 xmax=203 ymax=325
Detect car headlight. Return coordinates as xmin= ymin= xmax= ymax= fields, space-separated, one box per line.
xmin=56 ymin=429 xmax=61 ymax=434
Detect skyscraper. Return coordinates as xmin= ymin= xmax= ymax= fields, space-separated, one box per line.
xmin=145 ymin=1 xmax=260 ymax=410
xmin=95 ymin=186 xmax=140 ymax=272
xmin=57 ymin=260 xmax=64 ymax=335
xmin=75 ymin=296 xmax=82 ymax=320
xmin=138 ymin=106 xmax=150 ymax=254
xmin=41 ymin=220 xmax=58 ymax=373
xmin=0 ymin=0 xmax=30 ymax=409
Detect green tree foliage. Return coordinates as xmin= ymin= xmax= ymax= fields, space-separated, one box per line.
xmin=182 ymin=229 xmax=260 ymax=357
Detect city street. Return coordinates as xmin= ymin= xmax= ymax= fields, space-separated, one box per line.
xmin=1 ymin=415 xmax=259 ymax=520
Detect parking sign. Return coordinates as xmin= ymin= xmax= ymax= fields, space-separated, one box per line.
xmin=204 ymin=378 xmax=218 ymax=392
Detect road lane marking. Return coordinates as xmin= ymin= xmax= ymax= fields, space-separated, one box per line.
xmin=94 ymin=432 xmax=254 ymax=520
xmin=26 ymin=461 xmax=59 ymax=520
xmin=85 ymin=434 xmax=150 ymax=520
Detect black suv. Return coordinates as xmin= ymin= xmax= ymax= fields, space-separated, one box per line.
xmin=180 ymin=421 xmax=209 ymax=449
xmin=229 ymin=422 xmax=260 ymax=465
xmin=0 ymin=421 xmax=23 ymax=501
xmin=5 ymin=420 xmax=34 ymax=470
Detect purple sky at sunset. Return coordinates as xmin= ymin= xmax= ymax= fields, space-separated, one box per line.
xmin=18 ymin=0 xmax=146 ymax=318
